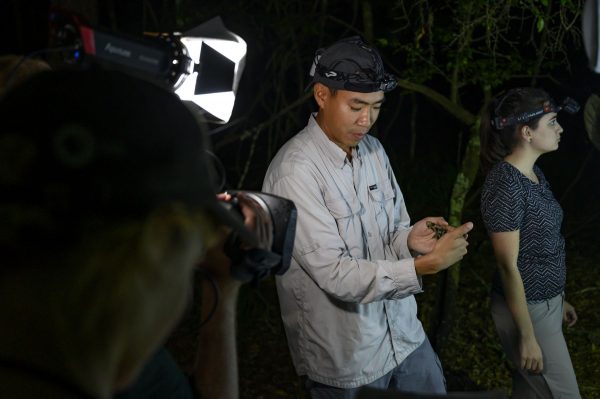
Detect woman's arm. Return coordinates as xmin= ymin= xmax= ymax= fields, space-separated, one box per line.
xmin=490 ymin=230 xmax=544 ymax=373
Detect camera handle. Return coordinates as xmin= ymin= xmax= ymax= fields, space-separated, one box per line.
xmin=224 ymin=232 xmax=282 ymax=286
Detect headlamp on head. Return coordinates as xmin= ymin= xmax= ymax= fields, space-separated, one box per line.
xmin=492 ymin=97 xmax=580 ymax=129
xmin=307 ymin=36 xmax=398 ymax=93
xmin=312 ymin=63 xmax=398 ymax=93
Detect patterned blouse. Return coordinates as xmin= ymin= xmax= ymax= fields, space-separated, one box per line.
xmin=481 ymin=161 xmax=566 ymax=301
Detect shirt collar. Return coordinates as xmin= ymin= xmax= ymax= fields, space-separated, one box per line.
xmin=307 ymin=113 xmax=360 ymax=169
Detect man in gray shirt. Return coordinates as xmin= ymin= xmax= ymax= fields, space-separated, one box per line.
xmin=262 ymin=36 xmax=474 ymax=398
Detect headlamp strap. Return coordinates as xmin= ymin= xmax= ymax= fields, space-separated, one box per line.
xmin=492 ymin=97 xmax=580 ymax=129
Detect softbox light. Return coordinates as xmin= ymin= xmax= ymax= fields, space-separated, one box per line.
xmin=49 ymin=10 xmax=246 ymax=123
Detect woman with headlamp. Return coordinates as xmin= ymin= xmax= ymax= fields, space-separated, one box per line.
xmin=480 ymin=88 xmax=581 ymax=398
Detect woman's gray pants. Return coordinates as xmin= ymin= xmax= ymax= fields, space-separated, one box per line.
xmin=491 ymin=292 xmax=580 ymax=398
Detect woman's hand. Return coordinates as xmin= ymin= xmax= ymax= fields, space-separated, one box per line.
xmin=563 ymin=300 xmax=578 ymax=327
xmin=519 ymin=335 xmax=544 ymax=373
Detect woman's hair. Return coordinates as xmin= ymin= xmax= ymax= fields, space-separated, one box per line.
xmin=479 ymin=87 xmax=552 ymax=174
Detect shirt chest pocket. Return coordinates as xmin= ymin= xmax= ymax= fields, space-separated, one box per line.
xmin=368 ymin=182 xmax=395 ymax=238
xmin=325 ymin=195 xmax=362 ymax=238
xmin=326 ymin=195 xmax=361 ymax=218
xmin=368 ymin=182 xmax=395 ymax=213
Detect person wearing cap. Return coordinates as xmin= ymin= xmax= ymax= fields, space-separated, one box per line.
xmin=480 ymin=88 xmax=581 ymax=398
xmin=0 ymin=69 xmax=254 ymax=399
xmin=262 ymin=36 xmax=473 ymax=397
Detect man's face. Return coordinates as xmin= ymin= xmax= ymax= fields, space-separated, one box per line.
xmin=314 ymin=83 xmax=384 ymax=154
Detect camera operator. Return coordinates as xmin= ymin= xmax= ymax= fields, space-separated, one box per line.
xmin=116 ymin=192 xmax=259 ymax=399
xmin=0 ymin=69 xmax=253 ymax=399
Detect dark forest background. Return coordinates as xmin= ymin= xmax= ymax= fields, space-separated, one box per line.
xmin=2 ymin=0 xmax=600 ymax=397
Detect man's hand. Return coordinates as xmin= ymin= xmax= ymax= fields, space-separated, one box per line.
xmin=563 ymin=300 xmax=578 ymax=327
xmin=408 ymin=217 xmax=451 ymax=254
xmin=414 ymin=222 xmax=473 ymax=275
xmin=519 ymin=335 xmax=544 ymax=373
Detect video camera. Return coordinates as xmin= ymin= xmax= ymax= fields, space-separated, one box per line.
xmin=44 ymin=8 xmax=296 ymax=284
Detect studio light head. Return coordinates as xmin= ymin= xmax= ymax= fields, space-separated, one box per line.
xmin=48 ymin=9 xmax=246 ymax=123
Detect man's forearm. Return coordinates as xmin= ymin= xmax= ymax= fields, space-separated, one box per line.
xmin=193 ymin=280 xmax=240 ymax=399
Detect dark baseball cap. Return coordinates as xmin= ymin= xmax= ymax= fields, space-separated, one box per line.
xmin=307 ymin=36 xmax=398 ymax=93
xmin=0 ymin=69 xmax=256 ymax=254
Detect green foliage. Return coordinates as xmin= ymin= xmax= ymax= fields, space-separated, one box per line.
xmin=388 ymin=0 xmax=582 ymax=102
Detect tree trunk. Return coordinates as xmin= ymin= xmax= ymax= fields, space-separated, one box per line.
xmin=433 ymin=122 xmax=480 ymax=355
xmin=390 ymin=80 xmax=482 ymax=355
xmin=361 ymin=1 xmax=374 ymax=42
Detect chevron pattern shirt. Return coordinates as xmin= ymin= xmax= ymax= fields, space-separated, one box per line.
xmin=481 ymin=161 xmax=566 ymax=302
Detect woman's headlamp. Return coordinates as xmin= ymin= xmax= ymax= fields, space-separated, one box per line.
xmin=492 ymin=97 xmax=580 ymax=129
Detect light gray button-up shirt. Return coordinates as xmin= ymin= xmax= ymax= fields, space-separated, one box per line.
xmin=262 ymin=114 xmax=426 ymax=388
